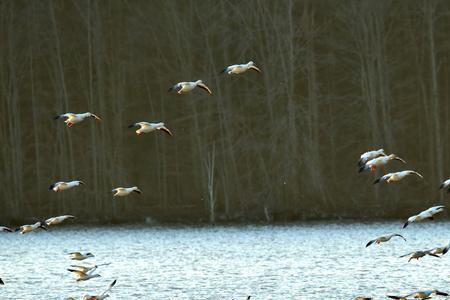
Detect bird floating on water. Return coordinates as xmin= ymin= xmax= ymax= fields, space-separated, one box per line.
xmin=373 ymin=170 xmax=424 ymax=184
xmin=16 ymin=222 xmax=47 ymax=234
xmin=0 ymin=226 xmax=13 ymax=232
xmin=54 ymin=112 xmax=102 ymax=127
xmin=403 ymin=205 xmax=445 ymax=228
xmin=69 ymin=252 xmax=95 ymax=261
xmin=221 ymin=61 xmax=261 ymax=75
xmin=82 ymin=279 xmax=117 ymax=300
xmin=128 ymin=122 xmax=173 ymax=136
xmin=388 ymin=290 xmax=448 ymax=299
xmin=112 ymin=187 xmax=142 ymax=197
xmin=168 ymin=80 xmax=212 ymax=95
xmin=359 ymin=154 xmax=406 ymax=173
xmin=439 ymin=179 xmax=450 ymax=193
xmin=358 ymin=149 xmax=386 ymax=167
xmin=45 ymin=215 xmax=75 ymax=226
xmin=366 ymin=233 xmax=406 ymax=247
xmin=49 ymin=181 xmax=84 ymax=192
xmin=399 ymin=250 xmax=440 ymax=262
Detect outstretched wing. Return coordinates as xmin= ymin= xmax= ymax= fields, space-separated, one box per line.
xmin=249 ymin=65 xmax=262 ymax=73
xmin=197 ymin=83 xmax=212 ymax=95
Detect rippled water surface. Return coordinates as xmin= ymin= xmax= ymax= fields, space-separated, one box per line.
xmin=1 ymin=222 xmax=450 ymax=299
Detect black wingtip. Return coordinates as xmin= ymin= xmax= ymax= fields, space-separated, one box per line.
xmin=403 ymin=221 xmax=409 ymax=229
xmin=48 ymin=184 xmax=55 ymax=190
xmin=0 ymin=278 xmax=4 ymax=285
xmin=128 ymin=124 xmax=135 ymax=128
xmin=54 ymin=115 xmax=60 ymax=120
xmin=373 ymin=178 xmax=380 ymax=184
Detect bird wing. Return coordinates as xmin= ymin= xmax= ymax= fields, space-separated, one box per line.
xmin=100 ymin=279 xmax=117 ymax=297
xmin=399 ymin=252 xmax=413 ymax=258
xmin=365 ymin=239 xmax=376 ymax=247
xmin=0 ymin=227 xmax=13 ymax=232
xmin=392 ymin=234 xmax=406 ymax=241
xmin=90 ymin=113 xmax=102 ymax=121
xmin=409 ymin=171 xmax=424 ymax=179
xmin=197 ymin=83 xmax=212 ymax=95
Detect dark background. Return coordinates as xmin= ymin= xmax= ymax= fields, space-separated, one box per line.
xmin=1 ymin=0 xmax=449 ymax=223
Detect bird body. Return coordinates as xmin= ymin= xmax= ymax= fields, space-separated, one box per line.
xmin=49 ymin=181 xmax=84 ymax=192
xmin=45 ymin=215 xmax=75 ymax=226
xmin=359 ymin=154 xmax=406 ymax=172
xmin=67 ymin=268 xmax=100 ymax=282
xmin=112 ymin=186 xmax=142 ymax=197
xmin=221 ymin=61 xmax=261 ymax=75
xmin=403 ymin=205 xmax=445 ymax=228
xmin=366 ymin=233 xmax=406 ymax=247
xmin=55 ymin=112 xmax=101 ymax=127
xmin=17 ymin=222 xmax=47 ymax=234
xmin=128 ymin=122 xmax=173 ymax=136
xmin=168 ymin=80 xmax=212 ymax=95
xmin=69 ymin=252 xmax=94 ymax=261
xmin=374 ymin=170 xmax=424 ymax=184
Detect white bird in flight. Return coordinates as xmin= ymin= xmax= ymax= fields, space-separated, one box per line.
xmin=16 ymin=222 xmax=47 ymax=234
xmin=128 ymin=122 xmax=173 ymax=136
xmin=358 ymin=149 xmax=386 ymax=167
xmin=403 ymin=205 xmax=445 ymax=228
xmin=67 ymin=268 xmax=101 ymax=282
xmin=49 ymin=181 xmax=84 ymax=192
xmin=221 ymin=61 xmax=261 ymax=75
xmin=359 ymin=154 xmax=406 ymax=173
xmin=112 ymin=187 xmax=142 ymax=197
xmin=373 ymin=170 xmax=424 ymax=184
xmin=45 ymin=215 xmax=75 ymax=226
xmin=439 ymin=178 xmax=450 ymax=193
xmin=69 ymin=252 xmax=95 ymax=261
xmin=82 ymin=279 xmax=117 ymax=300
xmin=54 ymin=112 xmax=102 ymax=127
xmin=388 ymin=290 xmax=448 ymax=299
xmin=168 ymin=80 xmax=212 ymax=95
xmin=70 ymin=263 xmax=110 ymax=274
xmin=366 ymin=233 xmax=406 ymax=247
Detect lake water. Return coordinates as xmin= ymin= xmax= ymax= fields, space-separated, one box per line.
xmin=0 ymin=222 xmax=449 ymax=299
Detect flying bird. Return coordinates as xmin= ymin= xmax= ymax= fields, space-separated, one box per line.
xmin=112 ymin=187 xmax=142 ymax=197
xmin=0 ymin=226 xmax=13 ymax=233
xmin=354 ymin=297 xmax=372 ymax=300
xmin=69 ymin=252 xmax=95 ymax=261
xmin=128 ymin=122 xmax=173 ymax=136
xmin=70 ymin=263 xmax=111 ymax=274
xmin=366 ymin=233 xmax=406 ymax=247
xmin=359 ymin=154 xmax=406 ymax=173
xmin=16 ymin=222 xmax=47 ymax=234
xmin=45 ymin=215 xmax=75 ymax=226
xmin=439 ymin=178 xmax=450 ymax=193
xmin=399 ymin=250 xmax=441 ymax=262
xmin=221 ymin=61 xmax=261 ymax=75
xmin=388 ymin=290 xmax=448 ymax=299
xmin=67 ymin=268 xmax=101 ymax=282
xmin=403 ymin=205 xmax=445 ymax=228
xmin=82 ymin=279 xmax=117 ymax=300
xmin=358 ymin=149 xmax=386 ymax=167
xmin=49 ymin=181 xmax=84 ymax=192
xmin=427 ymin=243 xmax=450 ymax=256
xmin=373 ymin=170 xmax=424 ymax=184
xmin=54 ymin=112 xmax=102 ymax=127
xmin=168 ymin=80 xmax=212 ymax=95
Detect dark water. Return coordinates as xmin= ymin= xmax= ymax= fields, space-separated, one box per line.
xmin=0 ymin=223 xmax=449 ymax=299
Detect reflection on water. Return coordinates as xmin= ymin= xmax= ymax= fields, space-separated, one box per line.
xmin=0 ymin=222 xmax=449 ymax=299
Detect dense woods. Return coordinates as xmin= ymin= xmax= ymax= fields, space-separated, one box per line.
xmin=1 ymin=0 xmax=450 ymax=223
